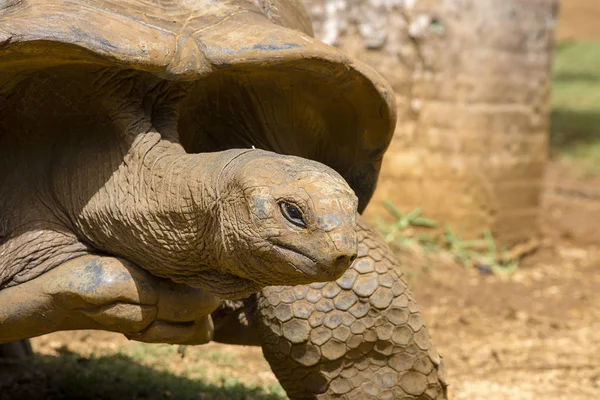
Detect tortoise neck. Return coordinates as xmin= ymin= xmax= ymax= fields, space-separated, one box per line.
xmin=52 ymin=130 xmax=253 ymax=282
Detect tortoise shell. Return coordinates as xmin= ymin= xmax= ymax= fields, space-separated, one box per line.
xmin=0 ymin=0 xmax=395 ymax=211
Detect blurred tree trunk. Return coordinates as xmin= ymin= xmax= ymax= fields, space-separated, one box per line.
xmin=304 ymin=0 xmax=559 ymax=246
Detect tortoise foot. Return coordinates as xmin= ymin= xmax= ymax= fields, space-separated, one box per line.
xmin=0 ymin=340 xmax=33 ymax=359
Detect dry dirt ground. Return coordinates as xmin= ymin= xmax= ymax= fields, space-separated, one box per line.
xmin=2 ymin=2 xmax=600 ymax=400
xmin=405 ymin=160 xmax=600 ymax=400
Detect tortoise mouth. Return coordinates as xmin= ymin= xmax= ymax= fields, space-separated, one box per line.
xmin=269 ymin=240 xmax=349 ymax=283
xmin=271 ymin=241 xmax=318 ymax=271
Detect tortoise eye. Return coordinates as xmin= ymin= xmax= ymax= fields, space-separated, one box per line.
xmin=279 ymin=202 xmax=306 ymax=228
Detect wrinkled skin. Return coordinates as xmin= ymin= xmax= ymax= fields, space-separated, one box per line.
xmin=0 ymin=69 xmax=358 ymax=296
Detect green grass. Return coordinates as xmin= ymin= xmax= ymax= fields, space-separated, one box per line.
xmin=376 ymin=202 xmax=519 ymax=274
xmin=551 ymin=41 xmax=600 ymax=174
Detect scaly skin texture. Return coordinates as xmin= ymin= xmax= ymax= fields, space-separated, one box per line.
xmin=254 ymin=216 xmax=448 ymax=399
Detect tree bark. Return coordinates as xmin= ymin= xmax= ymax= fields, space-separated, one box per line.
xmin=304 ymin=0 xmax=559 ymax=245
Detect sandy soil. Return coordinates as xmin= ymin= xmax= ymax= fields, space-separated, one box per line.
xmin=410 ymin=160 xmax=600 ymax=399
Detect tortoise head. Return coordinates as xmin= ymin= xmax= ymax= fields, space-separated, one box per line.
xmin=216 ymin=150 xmax=359 ymax=287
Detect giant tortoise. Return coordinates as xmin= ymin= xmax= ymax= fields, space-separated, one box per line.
xmin=0 ymin=0 xmax=448 ymax=398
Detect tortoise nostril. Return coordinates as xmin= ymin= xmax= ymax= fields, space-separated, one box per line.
xmin=335 ymin=255 xmax=347 ymax=264
xmin=325 ymin=253 xmax=357 ymax=280
xmin=334 ymin=254 xmax=357 ymax=267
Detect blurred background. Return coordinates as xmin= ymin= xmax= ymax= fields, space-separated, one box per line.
xmin=2 ymin=1 xmax=599 ymax=399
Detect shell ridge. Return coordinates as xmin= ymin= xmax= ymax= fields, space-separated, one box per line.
xmin=191 ymin=9 xmax=255 ymax=35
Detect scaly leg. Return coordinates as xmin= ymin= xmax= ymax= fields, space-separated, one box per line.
xmin=255 ymin=216 xmax=448 ymax=399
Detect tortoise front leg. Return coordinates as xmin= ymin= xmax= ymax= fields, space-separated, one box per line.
xmin=256 ymin=216 xmax=448 ymax=399
xmin=0 ymin=255 xmax=219 ymax=345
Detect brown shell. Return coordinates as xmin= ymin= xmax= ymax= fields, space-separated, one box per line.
xmin=0 ymin=0 xmax=396 ymax=211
